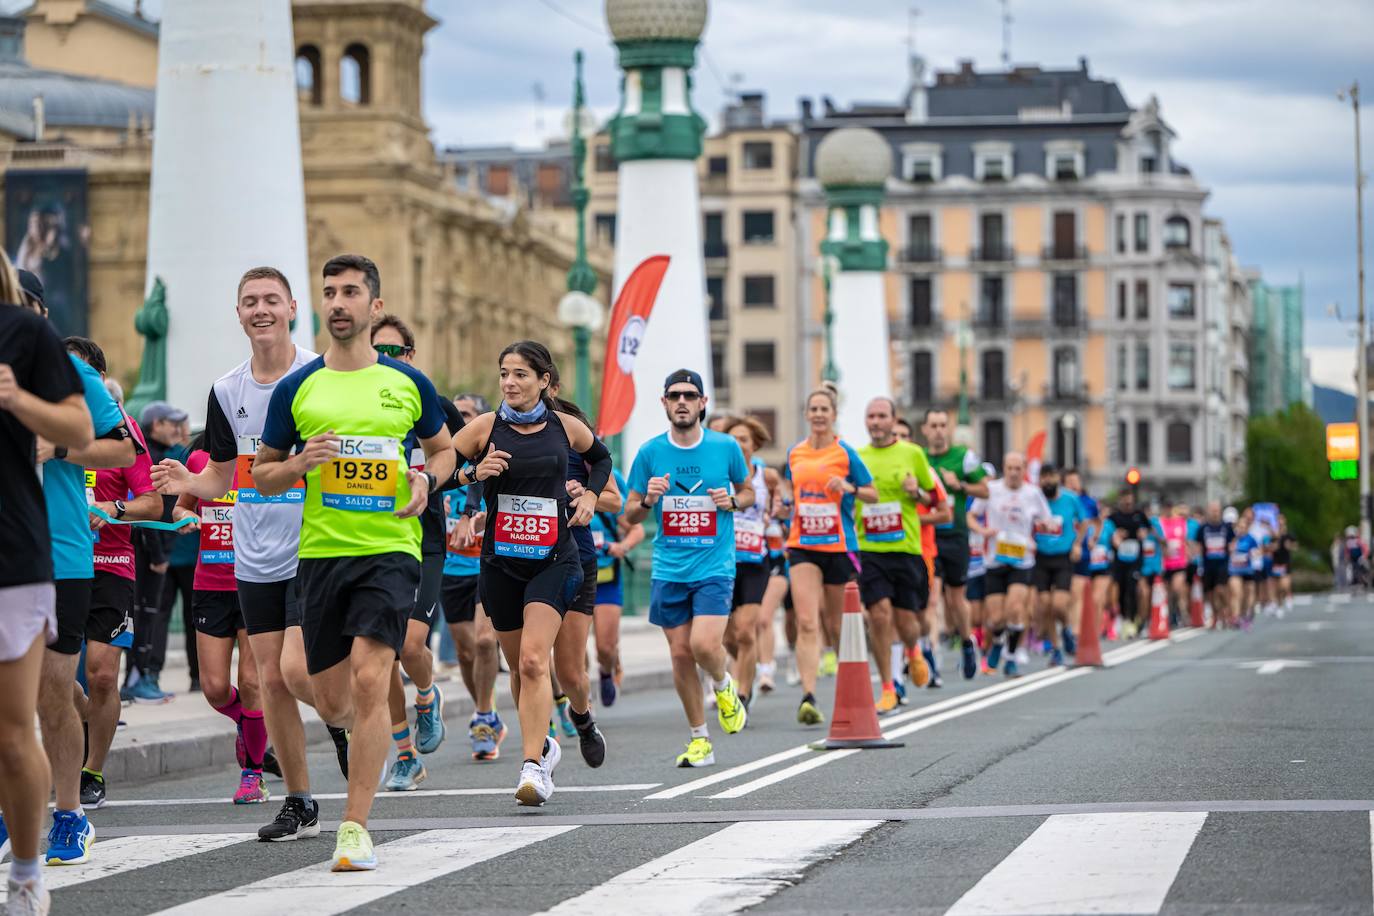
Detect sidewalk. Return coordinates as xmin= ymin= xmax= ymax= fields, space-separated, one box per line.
xmin=103 ymin=617 xmax=683 ymax=785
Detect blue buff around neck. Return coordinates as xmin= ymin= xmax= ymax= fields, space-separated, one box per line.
xmin=498 ymin=400 xmax=548 ymax=424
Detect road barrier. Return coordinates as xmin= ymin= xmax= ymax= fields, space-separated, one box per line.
xmin=813 ymin=582 xmax=902 ymax=750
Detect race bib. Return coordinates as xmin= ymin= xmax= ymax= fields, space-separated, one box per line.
xmin=662 ymin=494 xmax=718 ymax=548
xmin=994 ymin=531 xmax=1029 ymax=566
xmin=236 ymin=436 xmax=304 ymax=504
xmin=1205 ymin=534 xmax=1227 ymax=556
xmin=320 ymin=436 xmax=400 ymax=512
xmin=1250 ymin=548 xmax=1264 ymax=571
xmin=592 ymin=528 xmax=607 ymax=551
xmin=1231 ymin=550 xmax=1249 ymax=569
xmin=493 ymin=493 xmax=558 ymax=559
xmin=969 ymin=532 xmax=984 ymax=558
xmin=862 ymin=502 xmax=904 ymax=543
xmin=85 ymin=469 xmax=96 ymax=506
xmin=1039 ymin=516 xmax=1064 ymax=536
xmin=797 ymin=501 xmax=841 ymax=546
xmin=765 ymin=521 xmax=785 ymax=553
xmin=735 ymin=516 xmax=766 ymax=562
xmin=198 ymin=504 xmax=234 ymax=564
xmin=1117 ymin=538 xmax=1140 ymax=562
xmin=1090 ymin=544 xmax=1109 ymax=566
xmin=1143 ymin=539 xmax=1157 ymax=558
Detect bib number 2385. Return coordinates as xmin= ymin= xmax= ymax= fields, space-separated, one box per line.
xmin=320 ymin=436 xmax=400 ymax=512
xmin=494 ymin=494 xmax=558 ymax=559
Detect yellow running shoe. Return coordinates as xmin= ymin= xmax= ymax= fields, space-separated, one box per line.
xmin=331 ymin=820 xmax=377 ymax=872
xmin=908 ymin=648 xmax=930 ymax=688
xmin=818 ymin=649 xmax=839 ymax=677
xmin=876 ymin=687 xmax=899 ymax=714
xmin=797 ymin=697 xmax=825 ymax=726
xmin=715 ymin=678 xmax=747 ymax=734
xmin=675 ymin=736 xmax=715 ymax=768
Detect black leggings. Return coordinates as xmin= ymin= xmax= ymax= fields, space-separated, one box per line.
xmin=1112 ymin=562 xmax=1142 ymax=623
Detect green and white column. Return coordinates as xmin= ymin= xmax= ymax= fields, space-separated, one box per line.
xmin=815 ymin=126 xmax=892 ymax=440
xmin=604 ymin=0 xmax=709 ymax=456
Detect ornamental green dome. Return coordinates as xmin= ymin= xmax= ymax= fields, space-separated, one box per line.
xmin=605 ymin=0 xmax=708 ymax=43
xmin=815 ymin=126 xmax=891 ymax=188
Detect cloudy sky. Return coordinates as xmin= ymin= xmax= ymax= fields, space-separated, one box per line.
xmin=39 ymin=0 xmax=1374 ymax=391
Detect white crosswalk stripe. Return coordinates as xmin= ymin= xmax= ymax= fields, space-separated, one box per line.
xmin=945 ymin=812 xmax=1207 ymax=915
xmin=535 ymin=819 xmax=880 ymax=915
xmin=147 ymin=825 xmax=576 ymax=916
xmin=0 ymin=833 xmax=252 ymax=902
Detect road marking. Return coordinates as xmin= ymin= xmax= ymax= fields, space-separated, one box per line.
xmin=1236 ymin=659 xmax=1314 ymax=675
xmin=1293 ymin=595 xmax=1313 ymax=606
xmin=709 ymin=669 xmax=1092 ymax=800
xmin=101 ymin=784 xmax=660 ymax=809
xmin=1331 ymin=593 xmax=1352 ymax=604
xmin=533 ymin=819 xmax=878 ymax=915
xmin=946 ymin=811 xmax=1206 ymax=915
xmin=1306 ymin=621 xmax=1329 ymax=631
xmin=0 ymin=834 xmax=252 ymax=901
xmin=148 ymin=825 xmax=576 ymax=915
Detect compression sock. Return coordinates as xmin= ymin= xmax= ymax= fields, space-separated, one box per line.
xmin=414 ymin=685 xmax=436 ymax=714
xmin=569 ymin=706 xmax=593 ymax=729
xmin=393 ymin=723 xmax=414 ymax=758
xmin=241 ymin=709 xmax=268 ymax=771
xmin=1006 ymin=627 xmax=1024 ymax=654
xmin=212 ymin=686 xmax=243 ymax=724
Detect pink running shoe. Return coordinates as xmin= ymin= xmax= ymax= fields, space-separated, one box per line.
xmin=233 ymin=769 xmax=270 ymax=805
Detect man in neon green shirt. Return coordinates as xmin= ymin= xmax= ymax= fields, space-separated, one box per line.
xmin=255 ymin=254 xmax=454 ymax=872
xmin=855 ymin=398 xmax=938 ymax=713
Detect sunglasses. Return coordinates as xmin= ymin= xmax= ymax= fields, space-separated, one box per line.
xmin=665 ymin=390 xmax=701 ymax=402
xmin=374 ymin=344 xmax=414 ymax=358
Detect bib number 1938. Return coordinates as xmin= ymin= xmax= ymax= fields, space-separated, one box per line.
xmin=320 ymin=436 xmax=400 ymax=512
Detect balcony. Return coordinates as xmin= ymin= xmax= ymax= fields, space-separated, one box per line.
xmin=1041 ymin=244 xmax=1088 ymax=264
xmin=703 ymin=240 xmax=729 ymax=261
xmin=1043 ymin=381 xmax=1089 ymax=405
xmin=897 ymin=243 xmax=943 ymax=267
xmin=973 ymin=310 xmax=1006 ymax=332
xmin=971 ymin=243 xmax=1014 ymax=264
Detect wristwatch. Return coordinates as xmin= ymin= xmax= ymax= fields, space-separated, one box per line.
xmin=54 ymin=446 xmax=68 ymax=461
xmin=113 ymin=499 xmax=127 ymax=520
xmin=639 ymin=497 xmax=653 ymax=510
xmin=729 ymin=496 xmax=739 ymax=511
xmin=422 ymin=471 xmax=438 ymax=494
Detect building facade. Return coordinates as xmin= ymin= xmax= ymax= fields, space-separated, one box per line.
xmin=0 ymin=0 xmax=607 ymax=399
xmin=1202 ymin=218 xmax=1251 ymax=501
xmin=1248 ymin=278 xmax=1306 ymax=417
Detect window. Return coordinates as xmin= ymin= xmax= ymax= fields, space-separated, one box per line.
xmin=1135 ymin=420 xmax=1151 ymax=465
xmin=711 ymin=341 xmax=726 ymax=394
xmin=910 ymin=278 xmax=933 ymax=327
xmin=1168 ymin=283 xmax=1195 ymax=319
xmin=1053 ymin=346 xmax=1078 ymax=398
xmin=979 ymin=212 xmax=1006 ymax=259
xmin=978 ymin=276 xmax=1004 ymax=327
xmin=1115 ymin=420 xmax=1128 ymax=463
xmin=340 ymin=44 xmax=371 ymax=105
xmin=1051 ymin=153 xmax=1079 ymax=180
xmin=706 ymin=276 xmax=725 ymax=322
xmin=1045 ymin=141 xmax=1084 ymax=181
xmin=1115 ymin=213 xmax=1127 ymax=254
xmin=1134 ymin=280 xmax=1149 ymax=320
xmin=1053 ymin=274 xmax=1077 ymax=326
xmin=595 ymin=144 xmax=617 ymax=173
xmin=903 ymin=142 xmax=942 ymax=183
xmin=743 ymin=341 xmax=776 ymax=376
xmin=742 ymin=142 xmax=773 ymax=170
xmin=983 ymin=419 xmax=1006 ymax=472
xmin=1054 ymin=417 xmax=1080 ymax=468
xmin=1167 ymin=421 xmax=1192 ymax=464
xmin=907 ymin=214 xmax=934 ymax=260
xmin=911 ymin=351 xmax=934 ymax=404
xmin=593 ymin=213 xmax=617 ymax=246
xmin=742 ymin=211 xmax=775 ymax=244
xmin=742 ymin=275 xmax=775 ymax=308
xmin=295 ymin=46 xmax=322 ymax=106
xmin=707 ymin=155 xmax=728 ymax=176
xmin=1164 ymin=216 xmax=1191 ymax=249
xmin=909 ymin=156 xmax=936 ymax=182
xmin=981 ymin=349 xmax=1006 ymax=400
xmin=703 ymin=212 xmax=726 ymax=258
xmin=974 ymin=142 xmax=1012 ymax=181
xmin=1051 ymin=211 xmax=1077 ymax=259
xmin=750 ymin=409 xmax=777 ymax=442
xmin=1135 ymin=342 xmax=1150 ymax=391
xmin=485 ymin=165 xmax=511 ymax=197
xmin=1116 ymin=281 xmax=1128 ymax=320
xmin=1140 ymin=154 xmax=1158 ymax=174
xmin=535 ymin=163 xmax=562 ymax=204
xmin=1117 ymin=344 xmax=1129 ymax=391
xmin=1133 ymin=212 xmax=1149 ymax=253
xmin=1168 ymin=343 xmax=1196 ymax=390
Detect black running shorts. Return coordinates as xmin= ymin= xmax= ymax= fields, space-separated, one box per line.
xmin=787 ymin=548 xmax=857 ymax=586
xmin=193 ymin=589 xmax=243 ymax=639
xmin=237 ymin=577 xmax=303 ymax=635
xmin=87 ymin=571 xmax=133 ymax=648
xmin=984 ymin=565 xmax=1034 ymax=596
xmin=1033 ymin=553 xmax=1073 ymax=593
xmin=732 ymin=561 xmax=769 ymax=607
xmin=479 ymin=549 xmax=583 ymax=633
xmin=858 ymin=551 xmax=928 ymax=612
xmin=933 ymin=530 xmax=970 ymax=588
xmin=441 ymin=574 xmax=479 ymax=625
xmin=51 ymin=577 xmax=94 ymax=656
xmin=570 ymin=559 xmax=597 ymax=616
xmin=298 ymin=553 xmax=420 ymax=674
xmin=410 ymin=553 xmax=445 ymax=624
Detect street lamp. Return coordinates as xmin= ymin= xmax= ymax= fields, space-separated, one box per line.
xmin=561 ymin=49 xmax=602 ymax=407
xmin=558 ymin=290 xmax=605 ymax=404
xmin=1338 ymin=81 xmax=1368 ymax=540
xmin=819 ymin=253 xmax=841 ymax=384
xmin=1061 ymin=411 xmax=1078 ymax=469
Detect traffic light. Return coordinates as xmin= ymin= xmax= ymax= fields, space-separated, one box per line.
xmin=1125 ymin=467 xmax=1142 ymax=487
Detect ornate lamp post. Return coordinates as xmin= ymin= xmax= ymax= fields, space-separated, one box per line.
xmin=558 ymin=50 xmax=604 ymax=405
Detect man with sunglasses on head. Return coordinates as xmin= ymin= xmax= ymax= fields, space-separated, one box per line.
xmin=625 ymin=369 xmax=754 ymax=768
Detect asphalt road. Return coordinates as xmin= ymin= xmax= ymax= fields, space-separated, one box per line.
xmin=10 ymin=592 xmax=1374 ymax=915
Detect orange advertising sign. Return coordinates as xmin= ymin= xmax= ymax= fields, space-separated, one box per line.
xmin=1326 ymin=423 xmax=1360 ymax=462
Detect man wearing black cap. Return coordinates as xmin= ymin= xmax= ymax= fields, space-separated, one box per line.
xmin=624 ymin=369 xmax=755 ymax=768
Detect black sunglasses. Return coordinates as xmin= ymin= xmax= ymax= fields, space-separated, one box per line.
xmin=374 ymin=344 xmax=414 ymax=358
xmin=665 ymin=390 xmax=701 ymax=402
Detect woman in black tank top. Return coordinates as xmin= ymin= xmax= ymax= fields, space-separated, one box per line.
xmin=450 ymin=341 xmax=613 ymax=807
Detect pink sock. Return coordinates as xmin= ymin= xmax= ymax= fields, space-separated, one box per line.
xmin=213 ymin=686 xmax=242 ymax=725
xmin=241 ymin=709 xmax=268 ymax=771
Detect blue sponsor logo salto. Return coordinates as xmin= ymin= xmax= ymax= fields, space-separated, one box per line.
xmin=664 ymin=535 xmax=714 ymax=549
xmin=200 ymin=551 xmax=235 ymax=564
xmin=322 ymin=493 xmax=394 ymax=512
xmin=494 ymin=542 xmax=553 ymax=559
xmin=238 ymin=488 xmax=305 ymax=504
xmin=800 ymin=533 xmax=840 ymax=546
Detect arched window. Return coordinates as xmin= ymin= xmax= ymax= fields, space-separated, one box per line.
xmin=1164 ymin=215 xmax=1191 ymax=249
xmin=295 ymin=45 xmax=322 ymax=106
xmin=340 ymin=43 xmax=371 ymax=105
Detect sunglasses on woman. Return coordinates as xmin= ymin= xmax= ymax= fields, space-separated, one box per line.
xmin=374 ymin=344 xmax=414 ymax=358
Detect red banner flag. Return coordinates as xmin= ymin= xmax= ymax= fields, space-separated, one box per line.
xmin=1025 ymin=429 xmax=1047 ymax=484
xmin=596 ymin=255 xmax=670 ymax=438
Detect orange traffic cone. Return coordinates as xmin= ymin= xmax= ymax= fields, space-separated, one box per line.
xmin=1075 ymin=581 xmax=1104 ymax=667
xmin=1148 ymin=577 xmax=1171 ymax=640
xmin=813 ymin=583 xmax=903 ymax=750
xmin=1189 ymin=577 xmax=1206 ymax=628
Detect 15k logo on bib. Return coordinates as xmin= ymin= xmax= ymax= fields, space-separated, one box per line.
xmin=320 ymin=436 xmax=400 ymax=512
xmin=199 ymin=505 xmax=234 ymax=564
xmin=662 ymin=494 xmax=717 ymax=548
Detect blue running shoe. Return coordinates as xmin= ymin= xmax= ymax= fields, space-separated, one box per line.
xmin=383 ymin=753 xmax=426 ymax=791
xmin=45 ymin=810 xmax=94 ymax=865
xmin=128 ymin=677 xmax=168 ymax=705
xmin=1040 ymin=639 xmax=1053 ymax=655
xmin=922 ymin=645 xmax=941 ymax=683
xmin=1049 ymin=647 xmax=1065 ymax=668
xmin=555 ymin=696 xmax=576 ymax=739
xmin=892 ymin=677 xmax=908 ymax=705
xmin=415 ymin=684 xmax=445 ymax=754
xmin=0 ymin=812 xmax=10 ymax=861
xmin=599 ymin=671 xmax=618 ymax=708
xmin=470 ymin=712 xmax=507 ymax=761
xmin=1004 ymin=658 xmax=1021 ymax=679
xmin=986 ymin=642 xmax=1004 ymax=672
xmin=962 ymin=642 xmax=978 ymax=680
xmin=1062 ymin=626 xmax=1077 ymax=656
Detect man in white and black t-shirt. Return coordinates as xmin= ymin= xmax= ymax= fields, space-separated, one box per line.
xmin=151 ymin=266 xmax=334 ymax=843
xmin=0 ymin=293 xmax=93 ymax=913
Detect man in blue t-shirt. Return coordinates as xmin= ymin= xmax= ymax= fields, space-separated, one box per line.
xmin=625 ymin=369 xmax=754 ymax=769
xmin=1032 ymin=464 xmax=1085 ymax=666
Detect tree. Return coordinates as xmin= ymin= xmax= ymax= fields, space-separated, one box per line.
xmin=1244 ymin=402 xmax=1357 ymax=564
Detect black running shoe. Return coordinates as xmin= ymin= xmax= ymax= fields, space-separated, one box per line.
xmin=79 ymin=769 xmax=106 ymax=809
xmin=257 ymin=796 xmax=321 ymax=842
xmin=576 ymin=721 xmax=606 ymax=769
xmin=261 ymin=747 xmax=283 ymax=779
xmin=328 ymin=726 xmax=349 ymax=779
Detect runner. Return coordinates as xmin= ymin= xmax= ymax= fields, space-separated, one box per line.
xmin=367 ymin=315 xmax=464 ymax=791
xmin=753 ymin=504 xmax=790 ymax=694
xmin=1108 ymin=489 xmax=1151 ymax=638
xmin=1031 ymin=464 xmax=1084 ymax=668
xmin=855 ymin=397 xmax=939 ymax=712
xmin=589 ymin=464 xmax=640 ymax=707
xmin=169 ymin=435 xmax=269 ymax=804
xmin=1196 ymin=502 xmax=1235 ymax=629
xmin=624 ymin=368 xmax=752 ymax=764
xmin=722 ymin=414 xmax=779 ymax=710
xmin=893 ymin=417 xmax=913 ymax=442
xmin=1139 ymin=506 xmax=1164 ymax=630
xmin=1229 ymin=513 xmax=1259 ymax=628
xmin=150 ymin=265 xmax=334 ymax=845
xmin=921 ymin=408 xmax=989 ymax=679
xmin=448 ymin=340 xmax=610 ymax=804
xmin=0 ymin=265 xmax=94 ymax=914
xmin=965 ymin=501 xmax=988 ymax=669
xmin=967 ymin=452 xmax=1051 ymax=678
xmin=62 ymin=337 xmax=162 ymax=810
xmin=1155 ymin=503 xmax=1195 ymax=626
xmin=1273 ymin=515 xmax=1296 ymax=615
xmin=442 ymin=393 xmax=507 ymax=760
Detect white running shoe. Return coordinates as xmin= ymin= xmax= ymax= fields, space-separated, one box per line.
xmin=1014 ymin=646 xmax=1030 ymax=666
xmin=541 ymin=736 xmax=562 ymax=784
xmin=514 ymin=761 xmax=550 ymax=807
xmin=6 ymin=878 xmax=50 ymax=916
